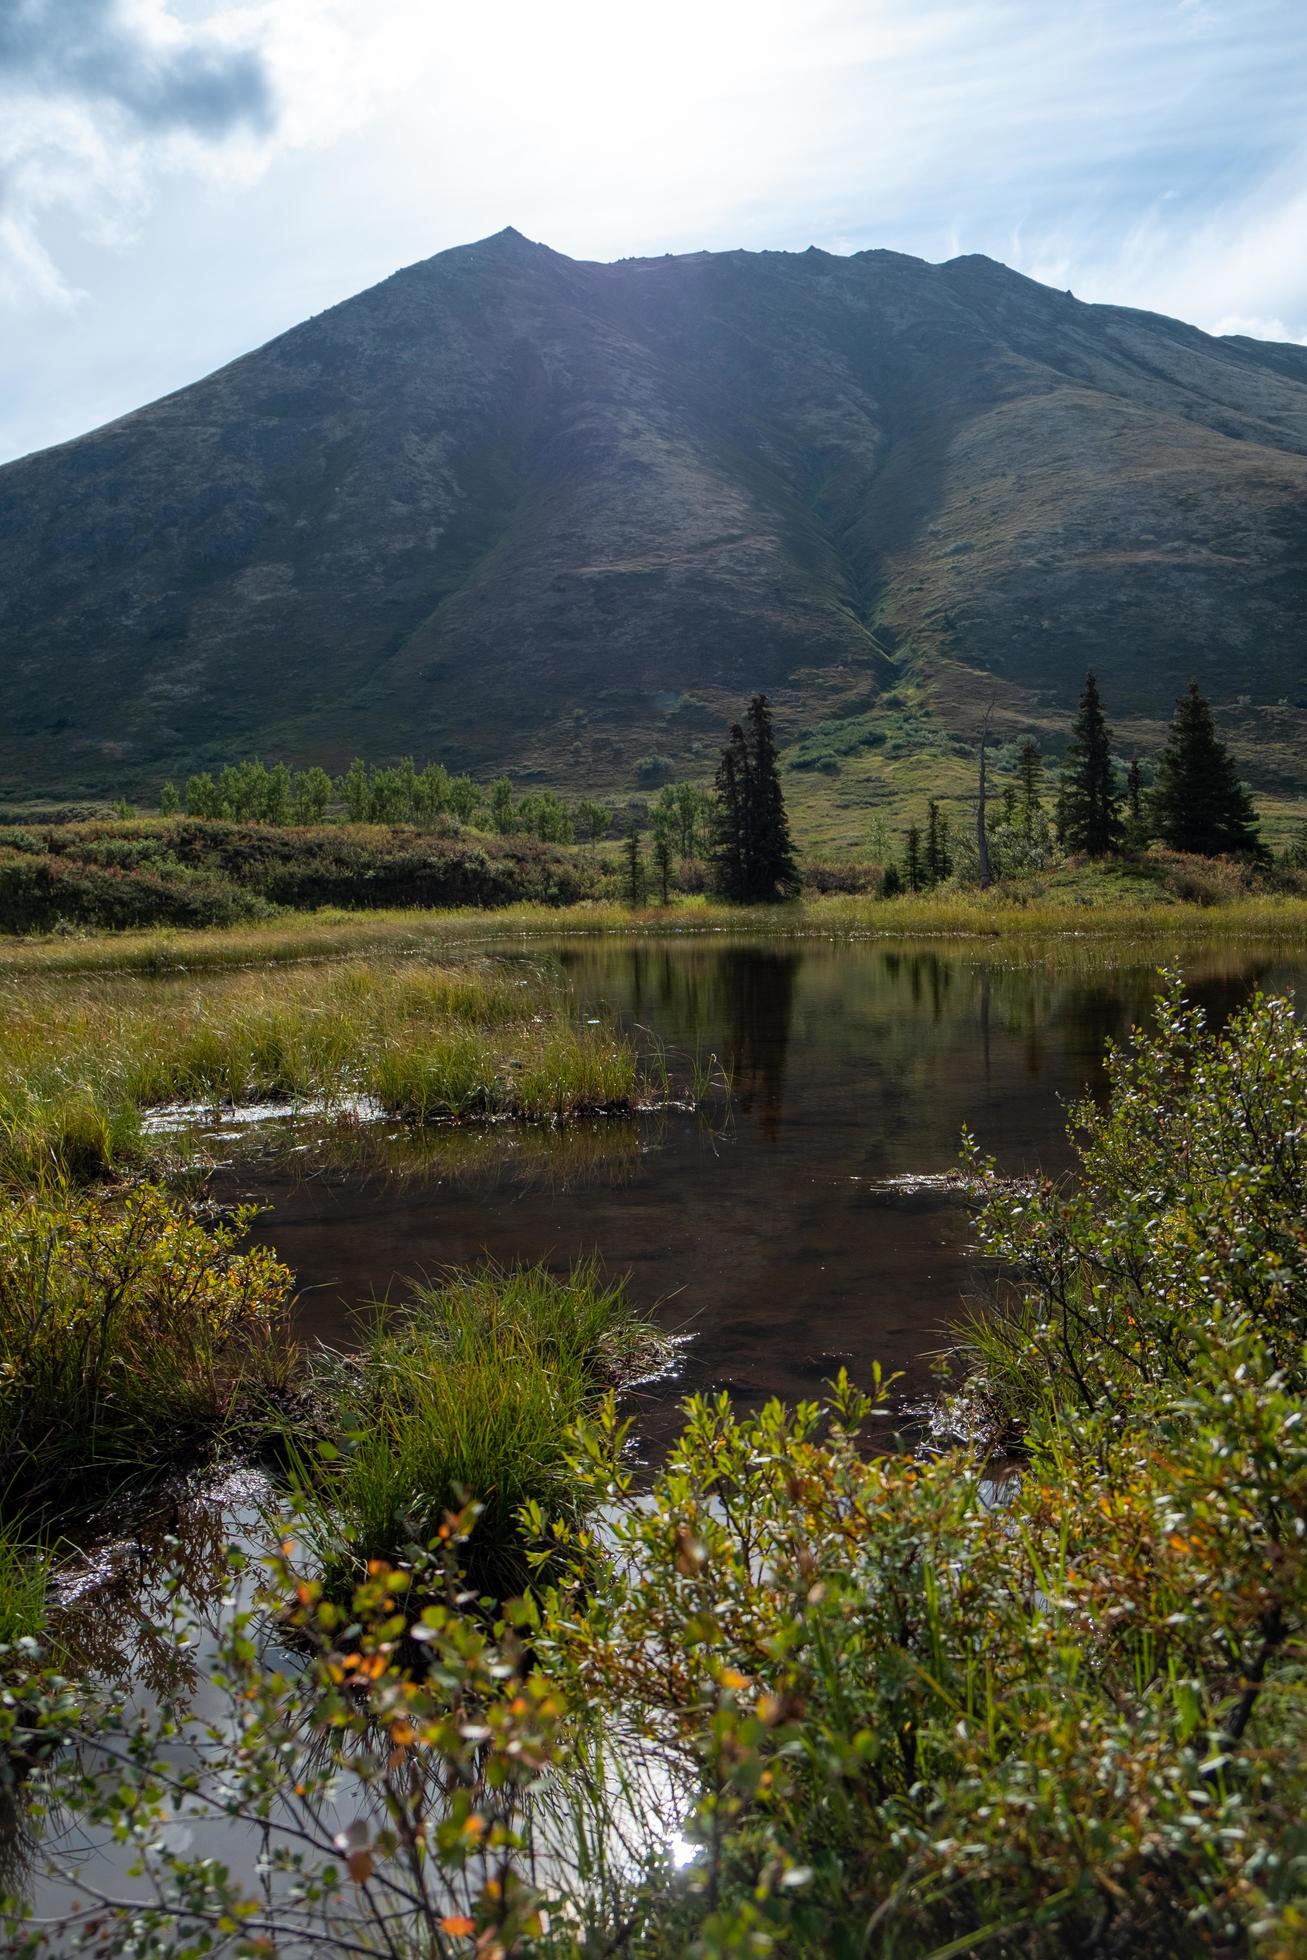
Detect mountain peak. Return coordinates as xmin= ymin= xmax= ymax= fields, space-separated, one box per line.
xmin=2 ymin=228 xmax=1306 ymax=800
xmin=478 ymin=225 xmax=539 ymax=251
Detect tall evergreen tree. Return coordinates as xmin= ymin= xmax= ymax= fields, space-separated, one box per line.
xmin=904 ymin=823 xmax=924 ymax=892
xmin=709 ymin=697 xmax=799 ymax=901
xmin=1016 ymin=739 xmax=1043 ymax=839
xmin=924 ymin=800 xmax=952 ymax=886
xmin=652 ymin=827 xmax=672 ymax=905
xmin=743 ymin=694 xmax=799 ymax=900
xmin=624 ymin=819 xmax=646 ymax=907
xmin=1056 ymin=671 xmax=1123 ymax=857
xmin=1123 ymin=756 xmax=1149 ymax=852
xmin=709 ymin=724 xmax=749 ymax=901
xmin=1151 ymin=681 xmax=1262 ymax=857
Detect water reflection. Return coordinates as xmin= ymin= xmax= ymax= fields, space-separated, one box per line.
xmin=720 ymin=948 xmax=799 ymax=1140
xmin=204 ymin=937 xmax=1305 ymax=1456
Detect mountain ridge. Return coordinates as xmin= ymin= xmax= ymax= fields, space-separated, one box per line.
xmin=2 ymin=230 xmax=1305 ymax=824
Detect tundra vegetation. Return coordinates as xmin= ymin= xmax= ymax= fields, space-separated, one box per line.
xmin=1 ymin=979 xmax=1306 ymax=1956
xmin=4 ymin=677 xmax=1298 ymax=937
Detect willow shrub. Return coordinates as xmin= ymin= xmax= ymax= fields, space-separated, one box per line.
xmin=10 ymin=1331 xmax=1307 ymax=1958
xmin=957 ymin=974 xmax=1307 ymax=1433
xmin=522 ymin=1314 xmax=1307 ymax=1957
xmin=0 ymin=1183 xmax=296 ymax=1511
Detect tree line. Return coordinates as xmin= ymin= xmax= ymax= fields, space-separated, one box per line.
xmin=158 ymin=673 xmax=1267 ymax=906
xmin=880 ymin=673 xmax=1264 ymax=894
xmin=173 ymin=757 xmax=594 ymax=846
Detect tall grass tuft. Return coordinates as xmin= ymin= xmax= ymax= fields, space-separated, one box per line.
xmin=293 ymin=1261 xmax=664 ymax=1597
xmin=0 ymin=1520 xmax=46 ymax=1652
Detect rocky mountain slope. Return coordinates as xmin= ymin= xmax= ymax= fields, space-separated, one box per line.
xmin=2 ymin=228 xmax=1306 ymax=805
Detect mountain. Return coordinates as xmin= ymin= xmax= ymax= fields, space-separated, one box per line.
xmin=2 ymin=227 xmax=1307 ymax=817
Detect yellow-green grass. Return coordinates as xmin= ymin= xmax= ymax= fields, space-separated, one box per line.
xmin=0 ymin=957 xmax=638 ymax=1185
xmin=5 ymin=880 xmax=1307 ymax=984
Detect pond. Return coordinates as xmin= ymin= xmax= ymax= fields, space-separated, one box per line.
xmin=18 ymin=933 xmax=1307 ymax=1935
xmin=218 ymin=935 xmax=1307 ymax=1447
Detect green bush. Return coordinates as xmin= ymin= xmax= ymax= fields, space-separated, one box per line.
xmin=0 ymin=821 xmax=598 ymax=934
xmin=0 ymin=850 xmax=263 ymax=932
xmin=958 ymin=973 xmax=1307 ymax=1435
xmin=0 ymin=1184 xmax=296 ymax=1513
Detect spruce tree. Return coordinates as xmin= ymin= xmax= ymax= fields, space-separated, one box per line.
xmin=1016 ymin=739 xmax=1043 ymax=839
xmin=624 ymin=819 xmax=646 ymax=906
xmin=710 ymin=697 xmax=798 ymax=901
xmin=709 ymin=725 xmax=749 ymax=901
xmin=1151 ymin=681 xmax=1262 ymax=857
xmin=653 ymin=827 xmax=672 ymax=905
xmin=924 ymin=800 xmax=951 ymax=886
xmin=904 ymin=824 xmax=923 ymax=892
xmin=1123 ymin=756 xmax=1149 ymax=852
xmin=743 ymin=694 xmax=799 ymax=900
xmin=1056 ymin=671 xmax=1123 ymax=857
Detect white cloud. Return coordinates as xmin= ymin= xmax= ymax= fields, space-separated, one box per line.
xmin=4 ymin=0 xmax=1307 ymax=455
xmin=0 ymin=0 xmax=275 ymax=307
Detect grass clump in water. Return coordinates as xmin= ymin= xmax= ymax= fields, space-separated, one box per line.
xmin=0 ymin=1182 xmax=297 ymax=1515
xmin=0 ymin=957 xmax=639 ymax=1183
xmin=294 ymin=1261 xmax=663 ymax=1597
xmin=0 ymin=1521 xmax=46 ymax=1654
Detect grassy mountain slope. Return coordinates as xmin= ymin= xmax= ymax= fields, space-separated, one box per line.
xmin=2 ymin=229 xmax=1306 ymax=821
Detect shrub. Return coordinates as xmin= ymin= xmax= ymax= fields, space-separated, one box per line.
xmin=799 ymin=858 xmax=880 ymax=895
xmin=958 ymin=974 xmax=1307 ymax=1433
xmin=0 ymin=851 xmax=263 ymax=932
xmin=0 ymin=822 xmax=599 ymax=934
xmin=1144 ymin=844 xmax=1260 ymax=906
xmin=533 ymin=1328 xmax=1307 ymax=1955
xmin=0 ymin=1183 xmax=296 ymax=1511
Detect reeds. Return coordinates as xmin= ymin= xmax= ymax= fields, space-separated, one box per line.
xmin=3 ymin=885 xmax=1306 ymax=981
xmin=0 ymin=1521 xmax=46 ymax=1650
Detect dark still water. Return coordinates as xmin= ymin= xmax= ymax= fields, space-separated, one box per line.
xmin=218 ymin=937 xmax=1307 ymax=1439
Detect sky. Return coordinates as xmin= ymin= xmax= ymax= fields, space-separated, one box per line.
xmin=2 ymin=0 xmax=1307 ymax=462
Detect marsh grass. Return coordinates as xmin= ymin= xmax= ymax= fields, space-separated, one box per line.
xmin=292 ymin=1262 xmax=665 ymax=1597
xmin=3 ymin=883 xmax=1307 ymax=982
xmin=0 ymin=1522 xmax=46 ymax=1651
xmin=0 ymin=1183 xmax=297 ymax=1514
xmin=0 ymin=958 xmax=639 ymax=1183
